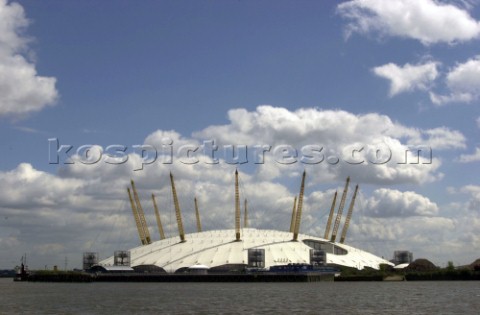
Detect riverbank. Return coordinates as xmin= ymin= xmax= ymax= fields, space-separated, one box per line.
xmin=24 ymin=271 xmax=335 ymax=283
xmin=335 ymin=265 xmax=480 ymax=281
xmin=17 ymin=269 xmax=480 ymax=282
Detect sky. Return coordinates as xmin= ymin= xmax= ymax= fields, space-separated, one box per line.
xmin=0 ymin=0 xmax=479 ymax=270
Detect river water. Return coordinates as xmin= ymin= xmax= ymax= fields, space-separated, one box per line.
xmin=1 ymin=278 xmax=479 ymax=314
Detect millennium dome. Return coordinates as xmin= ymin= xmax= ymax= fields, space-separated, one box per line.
xmin=98 ymin=228 xmax=392 ymax=272
xmin=97 ymin=171 xmax=393 ymax=273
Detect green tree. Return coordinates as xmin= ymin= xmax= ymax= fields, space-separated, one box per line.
xmin=446 ymin=261 xmax=455 ymax=271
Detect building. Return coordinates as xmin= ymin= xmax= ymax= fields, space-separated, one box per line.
xmin=97 ymin=173 xmax=393 ymax=273
xmin=98 ymin=228 xmax=393 ymax=272
xmin=393 ymin=250 xmax=413 ymax=265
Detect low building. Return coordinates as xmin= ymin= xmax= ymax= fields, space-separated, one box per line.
xmin=98 ymin=228 xmax=393 ymax=273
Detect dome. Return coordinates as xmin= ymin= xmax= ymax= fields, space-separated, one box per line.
xmin=99 ymin=228 xmax=393 ymax=273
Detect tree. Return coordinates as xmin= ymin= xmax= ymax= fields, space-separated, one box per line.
xmin=446 ymin=261 xmax=455 ymax=271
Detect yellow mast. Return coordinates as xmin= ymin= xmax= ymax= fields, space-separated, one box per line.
xmin=330 ymin=177 xmax=350 ymax=242
xmin=151 ymin=194 xmax=165 ymax=240
xmin=235 ymin=169 xmax=241 ymax=241
xmin=340 ymin=184 xmax=359 ymax=244
xmin=194 ymin=197 xmax=202 ymax=232
xmin=130 ymin=180 xmax=151 ymax=244
xmin=293 ymin=171 xmax=306 ymax=241
xmin=289 ymin=196 xmax=297 ymax=233
xmin=170 ymin=172 xmax=186 ymax=242
xmin=323 ymin=191 xmax=337 ymax=240
xmin=244 ymin=198 xmax=248 ymax=228
xmin=127 ymin=187 xmax=147 ymax=245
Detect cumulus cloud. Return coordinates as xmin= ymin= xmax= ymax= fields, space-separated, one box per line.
xmin=373 ymin=62 xmax=439 ymax=96
xmin=337 ymin=0 xmax=480 ymax=45
xmin=363 ymin=188 xmax=439 ymax=217
xmin=0 ymin=106 xmax=469 ymax=268
xmin=410 ymin=127 xmax=467 ymax=150
xmin=457 ymin=147 xmax=480 ymax=162
xmin=351 ymin=215 xmax=454 ymax=243
xmin=0 ymin=0 xmax=58 ymax=118
xmin=434 ymin=184 xmax=480 ymax=263
xmin=0 ymin=161 xmax=305 ymax=267
xmin=0 ymin=163 xmax=84 ymax=209
xmin=348 ymin=214 xmax=458 ymax=262
xmin=460 ymin=185 xmax=480 ymax=211
xmin=430 ymin=56 xmax=480 ymax=105
xmin=339 ymin=1 xmax=480 ymax=106
xmin=194 ymin=106 xmax=464 ymax=184
xmin=0 ymin=163 xmax=151 ymax=267
xmin=372 ymin=56 xmax=480 ymax=106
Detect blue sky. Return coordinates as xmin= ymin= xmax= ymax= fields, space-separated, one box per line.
xmin=1 ymin=0 xmax=480 ymax=269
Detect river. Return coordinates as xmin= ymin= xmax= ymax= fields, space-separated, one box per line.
xmin=1 ymin=278 xmax=479 ymax=314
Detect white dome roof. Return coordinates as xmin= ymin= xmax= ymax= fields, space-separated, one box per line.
xmin=99 ymin=228 xmax=392 ymax=273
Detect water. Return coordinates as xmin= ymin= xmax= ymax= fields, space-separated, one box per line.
xmin=1 ymin=278 xmax=479 ymax=314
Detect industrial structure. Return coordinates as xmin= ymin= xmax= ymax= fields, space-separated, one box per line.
xmin=98 ymin=171 xmax=393 ymax=272
xmin=392 ymin=250 xmax=413 ymax=269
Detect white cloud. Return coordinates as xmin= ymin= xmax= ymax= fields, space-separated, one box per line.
xmin=435 ymin=185 xmax=480 ymax=264
xmin=0 ymin=0 xmax=28 ymax=53
xmin=337 ymin=0 xmax=480 ymax=45
xmin=415 ymin=127 xmax=466 ymax=150
xmin=0 ymin=106 xmax=470 ymax=268
xmin=0 ymin=163 xmax=84 ymax=209
xmin=460 ymin=185 xmax=480 ymax=211
xmin=348 ymin=214 xmax=460 ymax=263
xmin=195 ymin=106 xmax=464 ymax=184
xmin=372 ymin=56 xmax=480 ymax=106
xmin=430 ymin=56 xmax=480 ymax=105
xmin=13 ymin=125 xmax=42 ymax=134
xmin=0 ymin=0 xmax=58 ymax=118
xmin=458 ymin=147 xmax=480 ymax=162
xmin=363 ymin=188 xmax=439 ymax=217
xmin=351 ymin=216 xmax=454 ymax=243
xmin=373 ymin=62 xmax=439 ymax=96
